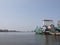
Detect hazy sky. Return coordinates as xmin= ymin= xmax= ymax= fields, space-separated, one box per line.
xmin=0 ymin=0 xmax=60 ymax=31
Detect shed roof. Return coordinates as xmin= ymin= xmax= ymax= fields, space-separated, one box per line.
xmin=43 ymin=19 xmax=53 ymax=21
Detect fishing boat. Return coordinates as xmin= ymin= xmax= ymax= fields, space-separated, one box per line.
xmin=34 ymin=19 xmax=60 ymax=35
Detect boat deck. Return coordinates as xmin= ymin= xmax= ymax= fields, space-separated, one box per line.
xmin=45 ymin=31 xmax=60 ymax=35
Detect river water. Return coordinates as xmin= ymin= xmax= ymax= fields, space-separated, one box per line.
xmin=0 ymin=32 xmax=60 ymax=45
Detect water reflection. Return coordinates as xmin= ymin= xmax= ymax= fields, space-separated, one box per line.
xmin=35 ymin=34 xmax=60 ymax=45
xmin=0 ymin=32 xmax=60 ymax=45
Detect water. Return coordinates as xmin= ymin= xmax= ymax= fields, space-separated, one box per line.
xmin=0 ymin=32 xmax=60 ymax=45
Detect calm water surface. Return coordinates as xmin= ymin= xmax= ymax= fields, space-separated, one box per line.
xmin=0 ymin=32 xmax=60 ymax=45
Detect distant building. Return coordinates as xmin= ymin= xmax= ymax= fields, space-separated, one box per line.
xmin=42 ymin=19 xmax=54 ymax=26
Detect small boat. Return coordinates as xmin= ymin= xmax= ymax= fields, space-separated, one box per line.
xmin=49 ymin=32 xmax=55 ymax=35
xmin=34 ymin=26 xmax=42 ymax=34
xmin=47 ymin=31 xmax=60 ymax=35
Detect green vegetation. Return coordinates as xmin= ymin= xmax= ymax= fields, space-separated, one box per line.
xmin=0 ymin=29 xmax=18 ymax=32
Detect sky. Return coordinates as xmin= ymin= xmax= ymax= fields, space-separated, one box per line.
xmin=0 ymin=0 xmax=60 ymax=31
